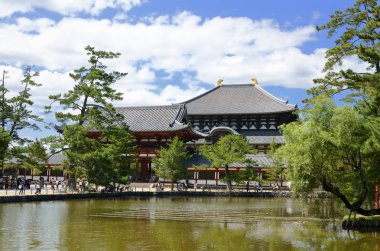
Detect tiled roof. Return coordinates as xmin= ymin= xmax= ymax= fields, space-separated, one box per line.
xmin=47 ymin=154 xmax=64 ymax=165
xmin=7 ymin=154 xmax=65 ymax=166
xmin=240 ymin=130 xmax=285 ymax=144
xmin=182 ymin=84 xmax=296 ymax=115
xmin=187 ymin=130 xmax=285 ymax=145
xmin=115 ymin=105 xmax=190 ymax=132
xmin=187 ymin=153 xmax=275 ymax=168
xmin=233 ymin=154 xmax=275 ymax=168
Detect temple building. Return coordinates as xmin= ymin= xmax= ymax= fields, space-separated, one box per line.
xmin=9 ymin=79 xmax=297 ymax=186
xmin=116 ymin=79 xmax=297 ymax=185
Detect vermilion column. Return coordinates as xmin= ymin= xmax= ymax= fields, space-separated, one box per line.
xmin=375 ymin=179 xmax=379 ymax=209
xmin=135 ymin=158 xmax=139 ymax=181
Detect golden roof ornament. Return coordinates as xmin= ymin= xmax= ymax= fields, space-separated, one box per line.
xmin=251 ymin=77 xmax=258 ymax=85
xmin=217 ymin=79 xmax=223 ymax=87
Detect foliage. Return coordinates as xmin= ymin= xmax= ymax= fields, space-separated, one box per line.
xmin=282 ymin=0 xmax=380 ymax=215
xmin=199 ymin=134 xmax=252 ymax=192
xmin=227 ymin=158 xmax=258 ymax=185
xmin=66 ymin=125 xmax=135 ymax=186
xmin=0 ymin=67 xmax=43 ymax=176
xmin=311 ymin=0 xmax=380 ymax=117
xmin=152 ymin=137 xmax=191 ymax=190
xmin=279 ymin=96 xmax=380 ymax=215
xmin=48 ymin=46 xmax=135 ymax=187
xmin=23 ymin=139 xmax=49 ymax=175
xmin=264 ymin=142 xmax=287 ymax=189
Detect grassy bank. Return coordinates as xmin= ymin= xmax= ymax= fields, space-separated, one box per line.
xmin=342 ymin=214 xmax=380 ymax=229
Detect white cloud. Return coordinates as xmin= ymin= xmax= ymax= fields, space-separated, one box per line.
xmin=116 ymin=84 xmax=207 ymax=107
xmin=0 ymin=11 xmax=370 ymax=110
xmin=16 ymin=18 xmax=56 ymax=33
xmin=0 ymin=0 xmax=144 ymax=17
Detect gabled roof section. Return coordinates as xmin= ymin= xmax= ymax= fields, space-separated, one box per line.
xmin=182 ymin=84 xmax=296 ymax=115
xmin=115 ymin=105 xmax=189 ymax=132
xmin=186 ymin=153 xmax=275 ymax=168
xmin=240 ymin=130 xmax=285 ymax=144
xmin=47 ymin=154 xmax=64 ymax=165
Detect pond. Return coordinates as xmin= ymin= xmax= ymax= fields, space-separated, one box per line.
xmin=0 ymin=196 xmax=379 ymax=250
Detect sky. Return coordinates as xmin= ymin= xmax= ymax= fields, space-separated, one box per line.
xmin=0 ymin=0 xmax=365 ymax=138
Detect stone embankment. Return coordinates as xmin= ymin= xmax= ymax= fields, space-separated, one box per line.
xmin=0 ymin=190 xmax=293 ymax=203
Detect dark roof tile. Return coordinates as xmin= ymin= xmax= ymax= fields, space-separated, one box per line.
xmin=182 ymin=84 xmax=296 ymax=115
xmin=116 ymin=105 xmax=189 ymax=132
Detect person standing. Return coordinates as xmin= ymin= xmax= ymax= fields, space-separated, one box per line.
xmin=18 ymin=180 xmax=25 ymax=195
xmin=35 ymin=183 xmax=41 ymax=195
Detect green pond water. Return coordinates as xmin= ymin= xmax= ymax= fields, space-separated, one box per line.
xmin=0 ymin=196 xmax=379 ymax=251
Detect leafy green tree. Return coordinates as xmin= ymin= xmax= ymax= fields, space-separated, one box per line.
xmin=23 ymin=139 xmax=49 ymax=177
xmin=311 ymin=0 xmax=380 ymax=116
xmin=291 ymin=0 xmax=380 ymax=215
xmin=4 ymin=139 xmax=48 ymax=179
xmin=74 ymin=125 xmax=135 ymax=187
xmin=199 ymin=134 xmax=252 ymax=193
xmin=0 ymin=67 xmax=43 ymax=177
xmin=280 ymin=96 xmax=380 ymax=215
xmin=229 ymin=162 xmax=259 ymax=186
xmin=152 ymin=137 xmax=191 ymax=191
xmin=264 ymin=143 xmax=287 ymax=190
xmin=48 ymin=46 xmax=135 ymax=188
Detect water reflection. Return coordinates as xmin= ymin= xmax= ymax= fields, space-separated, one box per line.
xmin=0 ymin=201 xmax=68 ymax=250
xmin=0 ymin=197 xmax=379 ymax=251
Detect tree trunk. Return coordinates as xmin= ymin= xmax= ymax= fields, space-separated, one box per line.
xmin=225 ymin=165 xmax=232 ymax=193
xmin=321 ymin=176 xmax=380 ymax=216
xmin=171 ymin=181 xmax=174 ymax=191
xmin=69 ymin=177 xmax=76 ymax=191
xmin=67 ymin=165 xmax=77 ymax=191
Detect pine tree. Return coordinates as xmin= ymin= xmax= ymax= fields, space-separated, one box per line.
xmin=0 ymin=67 xmax=43 ymax=177
xmin=48 ymin=46 xmax=135 ymax=188
xmin=199 ymin=134 xmax=252 ymax=193
xmin=152 ymin=137 xmax=191 ymax=191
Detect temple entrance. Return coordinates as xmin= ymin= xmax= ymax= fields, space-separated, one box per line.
xmin=135 ymin=158 xmax=154 ymax=182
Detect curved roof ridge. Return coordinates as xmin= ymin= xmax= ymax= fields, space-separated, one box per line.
xmin=179 ymin=86 xmax=220 ymax=104
xmin=253 ymin=84 xmax=295 ymax=107
xmin=116 ymin=104 xmax=182 ymax=110
xmin=115 ymin=105 xmax=190 ymax=132
xmin=182 ymin=83 xmax=296 ymax=115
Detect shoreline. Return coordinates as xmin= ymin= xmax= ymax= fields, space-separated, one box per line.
xmin=0 ymin=190 xmax=293 ymax=203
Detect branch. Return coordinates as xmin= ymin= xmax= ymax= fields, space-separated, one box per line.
xmin=321 ymin=176 xmax=354 ymax=210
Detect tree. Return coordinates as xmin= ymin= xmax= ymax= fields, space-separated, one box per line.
xmin=264 ymin=143 xmax=287 ymax=190
xmin=199 ymin=134 xmax=252 ymax=193
xmin=311 ymin=0 xmax=380 ymax=116
xmin=282 ymin=0 xmax=380 ymax=216
xmin=75 ymin=125 xmax=135 ymax=188
xmin=229 ymin=162 xmax=259 ymax=187
xmin=48 ymin=46 xmax=135 ymax=188
xmin=152 ymin=137 xmax=191 ymax=191
xmin=23 ymin=139 xmax=49 ymax=178
xmin=0 ymin=67 xmax=43 ymax=177
xmin=280 ymin=96 xmax=380 ymax=215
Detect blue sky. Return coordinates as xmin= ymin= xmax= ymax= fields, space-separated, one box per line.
xmin=0 ymin=0 xmax=365 ymax=137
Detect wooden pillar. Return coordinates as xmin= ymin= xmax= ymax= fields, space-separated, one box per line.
xmin=375 ymin=179 xmax=379 ymax=209
xmin=47 ymin=166 xmax=51 ymax=181
xmin=148 ymin=160 xmax=152 ymax=180
xmin=216 ymin=169 xmax=219 ymax=186
xmin=141 ymin=160 xmax=147 ymax=182
xmin=135 ymin=158 xmax=139 ymax=181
